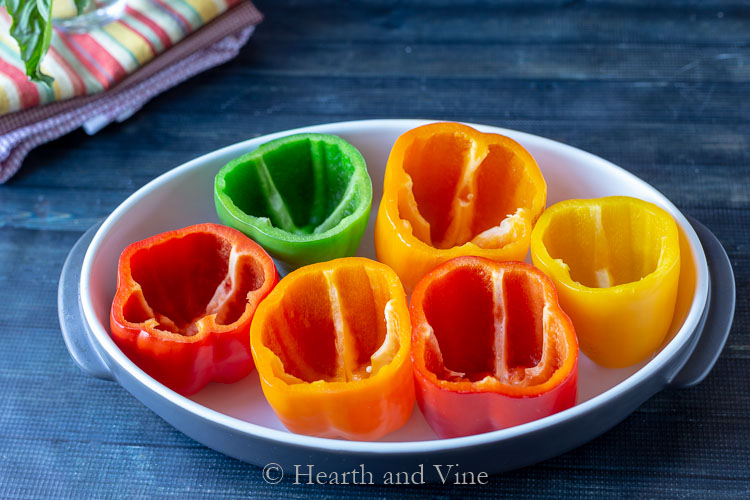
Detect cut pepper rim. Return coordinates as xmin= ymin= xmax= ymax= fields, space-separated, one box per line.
xmin=530 ymin=196 xmax=681 ymax=296
xmin=250 ymin=257 xmax=412 ymax=394
xmin=111 ymin=223 xmax=278 ymax=344
xmin=410 ymin=257 xmax=578 ymax=398
xmin=380 ymin=122 xmax=546 ymax=256
xmin=214 ymin=133 xmax=373 ymax=244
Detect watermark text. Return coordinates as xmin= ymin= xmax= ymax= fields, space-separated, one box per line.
xmin=261 ymin=463 xmax=489 ymax=485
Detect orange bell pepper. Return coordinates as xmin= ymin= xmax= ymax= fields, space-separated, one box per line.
xmin=110 ymin=223 xmax=279 ymax=396
xmin=250 ymin=257 xmax=414 ymax=440
xmin=375 ymin=122 xmax=547 ymax=291
xmin=530 ymin=196 xmax=681 ymax=368
xmin=410 ymin=256 xmax=578 ymax=438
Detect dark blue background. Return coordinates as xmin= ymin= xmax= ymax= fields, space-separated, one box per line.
xmin=1 ymin=0 xmax=748 ymax=497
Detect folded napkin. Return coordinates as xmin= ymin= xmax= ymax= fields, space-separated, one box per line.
xmin=0 ymin=0 xmax=262 ymax=183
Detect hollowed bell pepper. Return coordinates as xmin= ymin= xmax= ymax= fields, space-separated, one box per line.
xmin=375 ymin=122 xmax=546 ymax=291
xmin=530 ymin=196 xmax=680 ymax=368
xmin=410 ymin=256 xmax=578 ymax=439
xmin=214 ymin=133 xmax=373 ymax=272
xmin=110 ymin=223 xmax=278 ymax=396
xmin=250 ymin=257 xmax=414 ymax=440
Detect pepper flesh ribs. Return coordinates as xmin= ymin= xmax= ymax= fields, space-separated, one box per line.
xmin=250 ymin=257 xmax=414 ymax=441
xmin=375 ymin=122 xmax=546 ymax=291
xmin=110 ymin=223 xmax=278 ymax=396
xmin=215 ymin=133 xmax=373 ymax=271
xmin=410 ymin=257 xmax=578 ymax=438
xmin=531 ymin=196 xmax=681 ymax=368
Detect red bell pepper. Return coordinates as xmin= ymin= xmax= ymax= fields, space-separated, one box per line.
xmin=410 ymin=256 xmax=578 ymax=438
xmin=110 ymin=223 xmax=278 ymax=396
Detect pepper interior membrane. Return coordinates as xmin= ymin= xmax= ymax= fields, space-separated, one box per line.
xmin=250 ymin=257 xmax=414 ymax=440
xmin=111 ymin=224 xmax=278 ymax=396
xmin=259 ymin=264 xmax=400 ymax=383
xmin=530 ymin=197 xmax=681 ymax=368
xmin=399 ymin=130 xmax=542 ymax=250
xmin=376 ymin=123 xmax=546 ymax=293
xmin=122 ymin=232 xmax=267 ymax=336
xmin=219 ymin=136 xmax=365 ymax=236
xmin=418 ymin=264 xmax=570 ymax=390
xmin=538 ymin=201 xmax=669 ymax=289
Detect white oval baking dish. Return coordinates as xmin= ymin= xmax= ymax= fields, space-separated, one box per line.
xmin=58 ymin=120 xmax=734 ymax=481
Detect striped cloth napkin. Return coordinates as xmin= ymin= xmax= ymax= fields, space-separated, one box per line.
xmin=0 ymin=0 xmax=262 ymax=183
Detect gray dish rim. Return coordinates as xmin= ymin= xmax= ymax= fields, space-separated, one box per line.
xmin=74 ymin=119 xmax=711 ymax=454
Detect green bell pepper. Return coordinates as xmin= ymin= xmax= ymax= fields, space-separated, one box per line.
xmin=214 ymin=133 xmax=373 ymax=272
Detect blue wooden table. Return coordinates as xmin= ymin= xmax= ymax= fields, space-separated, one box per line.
xmin=1 ymin=1 xmax=748 ymax=497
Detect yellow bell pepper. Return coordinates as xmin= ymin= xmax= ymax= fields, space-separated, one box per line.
xmin=530 ymin=196 xmax=681 ymax=368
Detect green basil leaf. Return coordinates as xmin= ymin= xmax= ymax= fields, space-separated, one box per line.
xmin=74 ymin=0 xmax=87 ymax=15
xmin=4 ymin=0 xmax=54 ymax=84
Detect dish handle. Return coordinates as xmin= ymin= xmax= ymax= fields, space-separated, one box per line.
xmin=669 ymin=216 xmax=735 ymax=389
xmin=58 ymin=222 xmax=115 ymax=381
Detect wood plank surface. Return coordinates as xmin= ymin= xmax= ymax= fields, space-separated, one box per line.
xmin=0 ymin=0 xmax=748 ymax=497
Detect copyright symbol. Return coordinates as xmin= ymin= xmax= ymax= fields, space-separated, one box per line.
xmin=262 ymin=463 xmax=283 ymax=484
